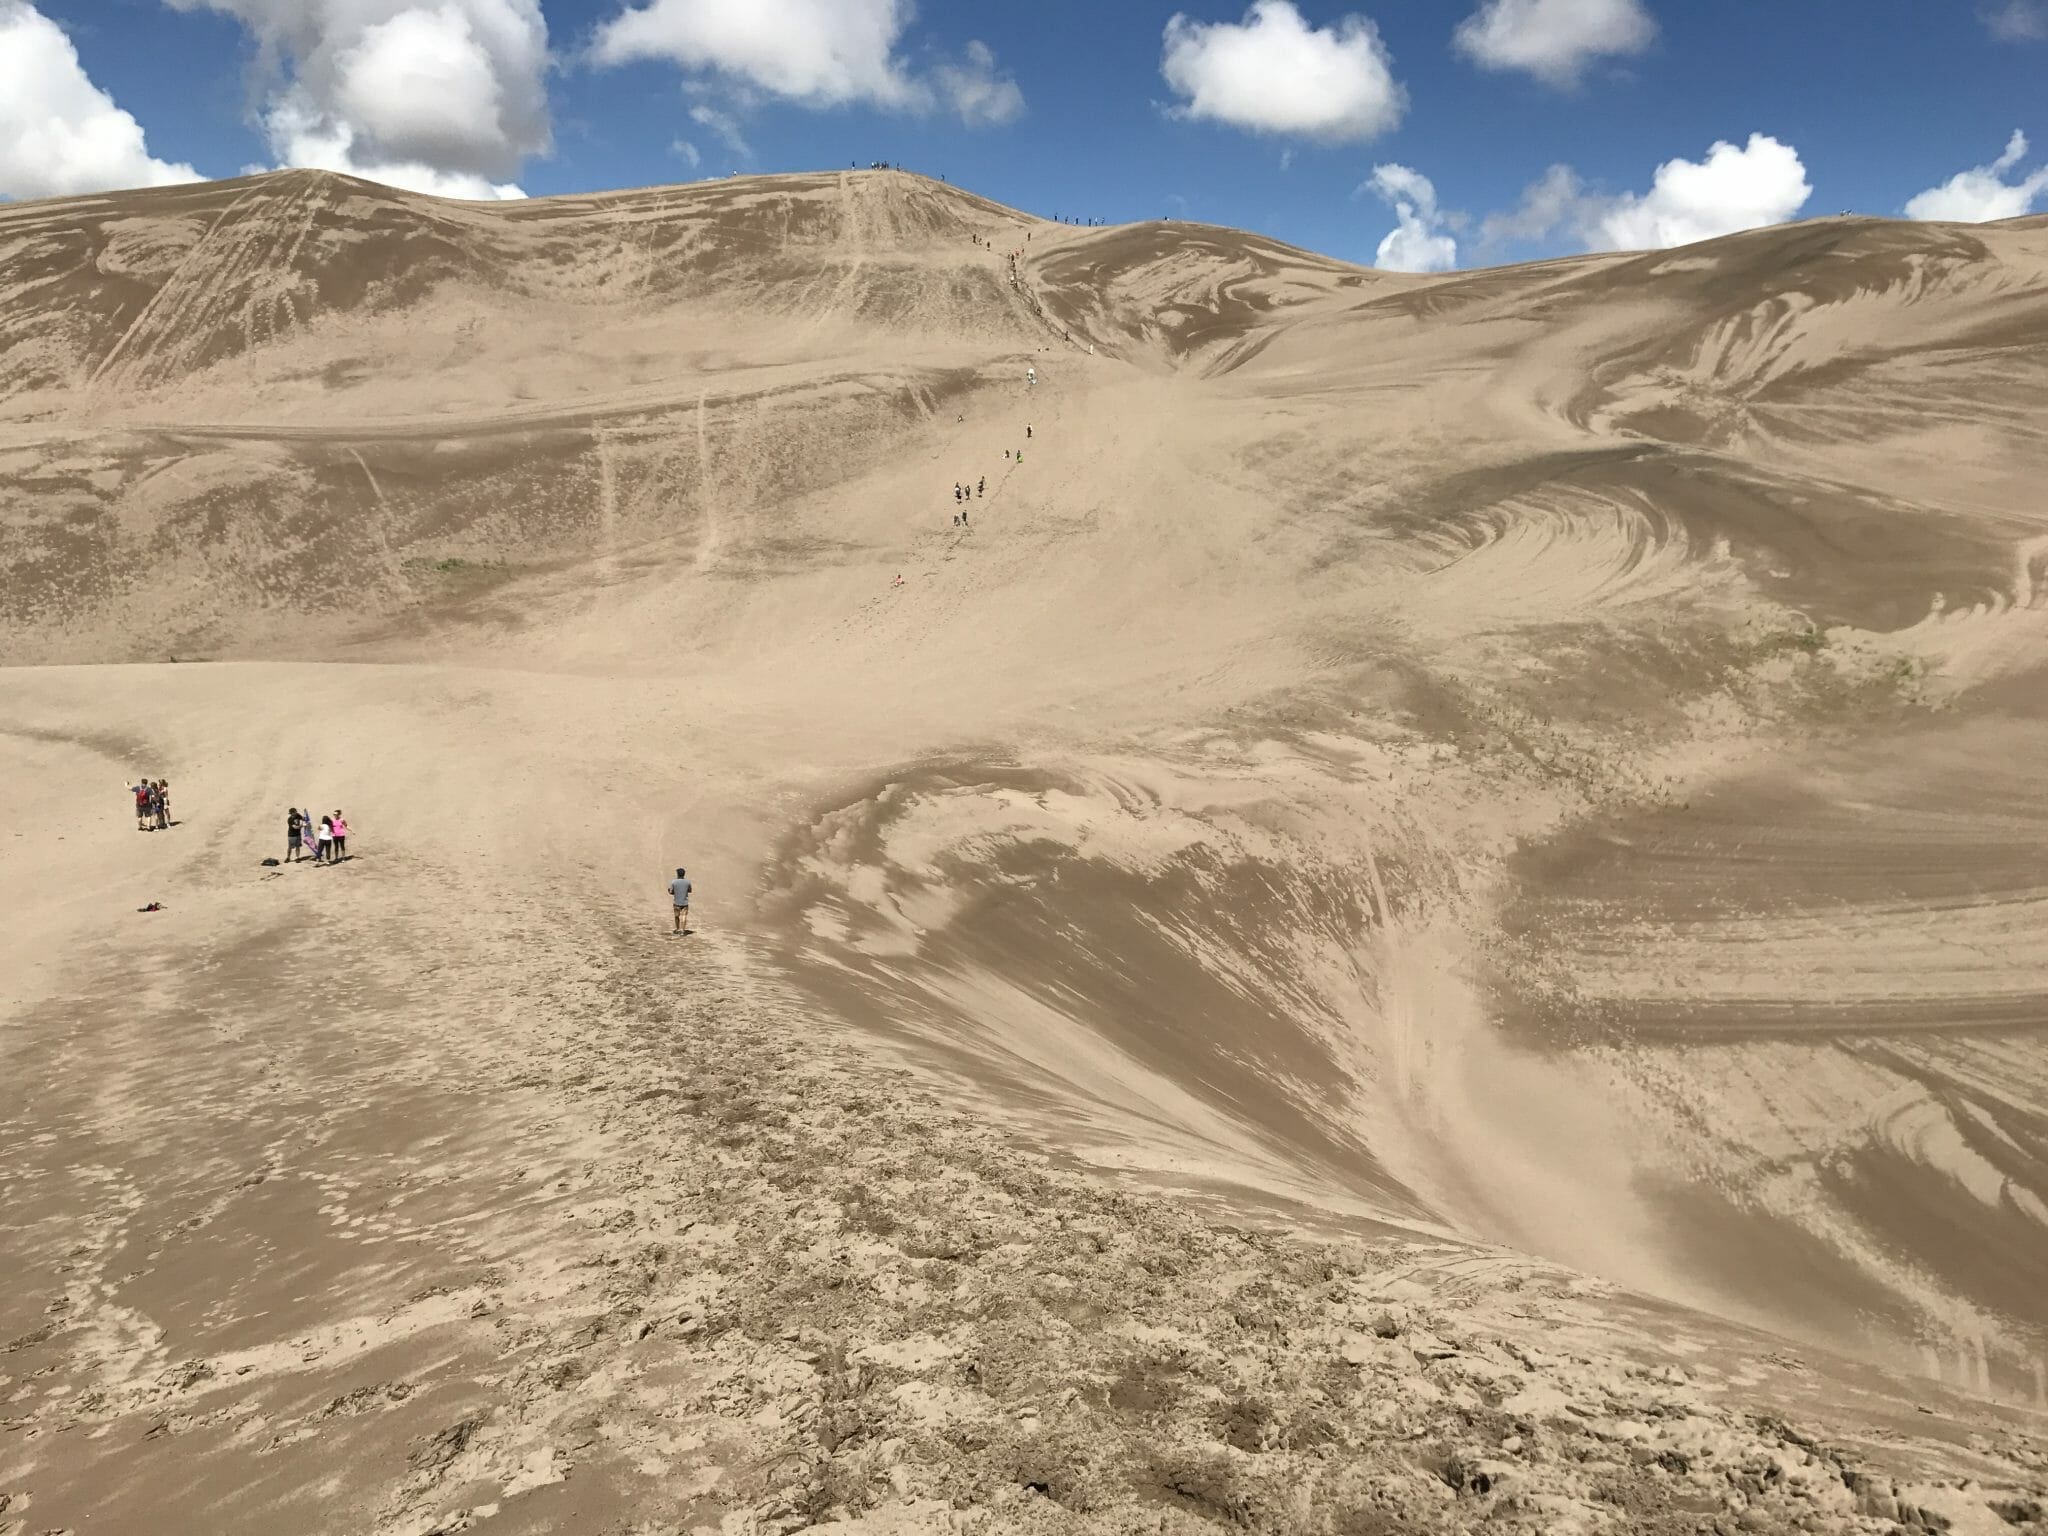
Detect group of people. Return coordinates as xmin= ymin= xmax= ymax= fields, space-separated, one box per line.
xmin=947 ymin=424 xmax=1037 ymax=527
xmin=285 ymin=805 xmax=351 ymax=864
xmin=132 ymin=779 xmax=172 ymax=831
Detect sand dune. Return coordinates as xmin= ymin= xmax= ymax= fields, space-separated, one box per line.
xmin=4 ymin=169 xmax=2047 ymax=1532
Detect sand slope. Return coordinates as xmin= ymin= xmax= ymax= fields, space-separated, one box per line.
xmin=3 ymin=170 xmax=2046 ymax=1533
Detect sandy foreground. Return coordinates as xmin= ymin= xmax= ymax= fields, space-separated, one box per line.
xmin=3 ymin=170 xmax=2047 ymax=1533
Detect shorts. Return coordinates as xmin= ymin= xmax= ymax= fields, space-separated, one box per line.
xmin=673 ymin=903 xmax=690 ymax=913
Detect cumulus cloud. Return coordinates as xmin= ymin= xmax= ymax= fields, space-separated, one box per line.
xmin=1363 ymin=163 xmax=1457 ymax=272
xmin=1981 ymin=1 xmax=2047 ymax=41
xmin=1594 ymin=134 xmax=1810 ymax=248
xmin=591 ymin=1 xmax=1026 ymax=139
xmin=0 ymin=1 xmax=201 ymax=199
xmin=1904 ymin=130 xmax=2048 ymax=222
xmin=166 ymin=0 xmax=549 ymax=199
xmin=1478 ymin=162 xmax=1586 ymax=250
xmin=592 ymin=0 xmax=918 ymax=107
xmin=1453 ymin=0 xmax=1654 ymax=86
xmin=1160 ymin=0 xmax=1405 ymax=143
xmin=935 ymin=39 xmax=1025 ymax=128
xmin=1482 ymin=134 xmax=1812 ymax=254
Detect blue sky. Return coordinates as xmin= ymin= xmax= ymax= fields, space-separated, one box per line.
xmin=6 ymin=0 xmax=2047 ymax=270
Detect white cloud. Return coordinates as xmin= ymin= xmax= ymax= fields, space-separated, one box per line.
xmin=1904 ymin=130 xmax=2048 ymax=222
xmin=1453 ymin=0 xmax=1654 ymax=87
xmin=1596 ymin=135 xmax=1810 ymax=248
xmin=1482 ymin=134 xmax=1812 ymax=254
xmin=688 ymin=103 xmax=752 ymax=159
xmin=166 ymin=0 xmax=548 ymax=199
xmin=1982 ymin=1 xmax=2047 ymax=41
xmin=1363 ymin=162 xmax=1457 ymax=271
xmin=592 ymin=0 xmax=919 ymax=108
xmin=934 ymin=39 xmax=1025 ymax=128
xmin=590 ymin=2 xmax=1026 ymax=141
xmin=1160 ymin=0 xmax=1405 ymax=143
xmin=0 ymin=1 xmax=201 ymax=199
xmin=1478 ymin=162 xmax=1585 ymax=250
xmin=671 ymin=138 xmax=701 ymax=168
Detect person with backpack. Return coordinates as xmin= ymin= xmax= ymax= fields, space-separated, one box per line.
xmin=133 ymin=781 xmax=150 ymax=831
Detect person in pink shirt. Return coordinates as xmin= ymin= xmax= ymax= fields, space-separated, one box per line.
xmin=331 ymin=810 xmax=349 ymax=860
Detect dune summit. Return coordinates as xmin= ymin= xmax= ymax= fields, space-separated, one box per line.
xmin=2 ymin=168 xmax=2046 ymax=1533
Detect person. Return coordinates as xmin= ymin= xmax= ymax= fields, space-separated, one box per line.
xmin=316 ymin=814 xmax=334 ymax=863
xmin=134 ymin=780 xmax=150 ymax=832
xmin=961 ymin=507 xmax=968 ymax=525
xmin=302 ymin=808 xmax=319 ymax=863
xmin=331 ymin=810 xmax=348 ymax=860
xmin=977 ymin=477 xmax=984 ymax=496
xmin=668 ymin=867 xmax=692 ymax=933
xmin=156 ymin=780 xmax=170 ymax=829
xmin=1004 ymin=448 xmax=1010 ymax=461
xmin=287 ymin=806 xmax=303 ymax=861
xmin=1026 ymin=424 xmax=1033 ymax=439
xmin=954 ymin=485 xmax=962 ymax=503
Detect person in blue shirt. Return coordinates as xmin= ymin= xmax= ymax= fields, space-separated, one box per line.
xmin=668 ymin=868 xmax=693 ymax=934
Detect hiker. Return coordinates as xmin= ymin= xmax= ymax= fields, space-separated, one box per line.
xmin=287 ymin=806 xmax=303 ymax=862
xmin=133 ymin=780 xmax=150 ymax=831
xmin=316 ymin=814 xmax=334 ymax=863
xmin=331 ymin=810 xmax=348 ymax=860
xmin=977 ymin=477 xmax=984 ymax=496
xmin=961 ymin=507 xmax=968 ymax=526
xmin=155 ymin=780 xmax=170 ymax=829
xmin=955 ymin=485 xmax=962 ymax=503
xmin=1026 ymin=424 xmax=1032 ymax=439
xmin=668 ymin=867 xmax=692 ymax=933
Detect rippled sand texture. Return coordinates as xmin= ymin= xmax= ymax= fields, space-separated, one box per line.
xmin=3 ymin=170 xmax=2046 ymax=1530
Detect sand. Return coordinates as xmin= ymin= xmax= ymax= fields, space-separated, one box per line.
xmin=2 ymin=168 xmax=2046 ymax=1533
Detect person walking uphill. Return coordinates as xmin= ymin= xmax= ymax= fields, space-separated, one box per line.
xmin=668 ymin=868 xmax=693 ymax=934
